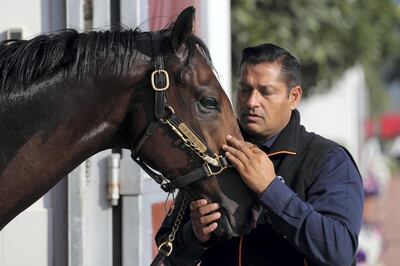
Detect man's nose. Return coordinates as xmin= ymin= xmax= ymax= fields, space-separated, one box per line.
xmin=246 ymin=90 xmax=260 ymax=109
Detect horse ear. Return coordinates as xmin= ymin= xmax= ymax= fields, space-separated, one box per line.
xmin=171 ymin=6 xmax=195 ymax=52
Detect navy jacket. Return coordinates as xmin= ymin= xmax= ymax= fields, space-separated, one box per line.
xmin=155 ymin=110 xmax=364 ymax=266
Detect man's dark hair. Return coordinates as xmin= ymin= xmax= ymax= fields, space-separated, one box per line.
xmin=239 ymin=43 xmax=301 ymax=90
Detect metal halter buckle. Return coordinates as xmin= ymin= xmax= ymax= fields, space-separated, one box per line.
xmin=205 ymin=155 xmax=228 ymax=176
xmin=158 ymin=241 xmax=173 ymax=256
xmin=151 ymin=70 xmax=170 ymax=91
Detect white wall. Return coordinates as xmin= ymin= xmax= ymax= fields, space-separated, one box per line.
xmin=298 ymin=65 xmax=368 ymax=164
xmin=0 ymin=2 xmax=50 ymax=265
xmin=0 ymin=0 xmax=42 ymax=39
xmin=0 ymin=1 xmax=67 ymax=266
xmin=201 ymin=0 xmax=232 ymax=100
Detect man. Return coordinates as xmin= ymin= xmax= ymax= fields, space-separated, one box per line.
xmin=156 ymin=43 xmax=364 ymax=265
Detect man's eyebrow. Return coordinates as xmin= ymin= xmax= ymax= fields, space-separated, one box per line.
xmin=238 ymin=81 xmax=250 ymax=87
xmin=260 ymin=84 xmax=277 ymax=90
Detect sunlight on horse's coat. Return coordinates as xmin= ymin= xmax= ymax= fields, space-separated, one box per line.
xmin=78 ymin=122 xmax=109 ymax=143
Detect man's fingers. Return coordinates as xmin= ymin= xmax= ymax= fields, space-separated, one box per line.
xmin=198 ymin=203 xmax=220 ymax=216
xmin=200 ymin=222 xmax=218 ymax=235
xmin=189 ymin=199 xmax=207 ymax=211
xmin=225 ymin=151 xmax=245 ymax=170
xmin=246 ymin=142 xmax=260 ymax=153
xmin=191 ymin=209 xmax=221 ymax=242
xmin=190 ymin=200 xmax=221 ymax=243
xmin=226 ymin=135 xmax=247 ymax=150
xmin=223 ymin=145 xmax=249 ymax=162
xmin=190 ymin=201 xmax=220 ymax=223
xmin=199 ymin=212 xmax=221 ymax=225
xmin=225 ymin=135 xmax=254 ymax=157
xmin=244 ymin=141 xmax=255 ymax=148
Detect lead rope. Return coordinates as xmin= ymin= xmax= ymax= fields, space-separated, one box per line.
xmin=165 ymin=190 xmax=176 ymax=216
xmin=151 ymin=194 xmax=189 ymax=266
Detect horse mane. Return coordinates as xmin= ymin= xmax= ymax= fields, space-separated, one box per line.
xmin=0 ymin=27 xmax=212 ymax=100
xmin=0 ymin=28 xmax=143 ymax=99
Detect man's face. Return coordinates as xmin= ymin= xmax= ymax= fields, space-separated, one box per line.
xmin=236 ymin=61 xmax=301 ymax=139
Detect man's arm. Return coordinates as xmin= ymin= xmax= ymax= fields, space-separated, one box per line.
xmin=258 ymin=146 xmax=363 ymax=265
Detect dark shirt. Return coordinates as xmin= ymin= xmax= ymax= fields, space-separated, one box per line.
xmin=261 ymin=132 xmax=279 ymax=152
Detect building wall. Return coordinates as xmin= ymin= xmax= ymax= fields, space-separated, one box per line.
xmin=0 ymin=1 xmax=67 ymax=266
xmin=0 ymin=0 xmax=42 ymax=40
xmin=0 ymin=1 xmax=232 ymax=265
xmin=298 ymin=65 xmax=368 ymax=165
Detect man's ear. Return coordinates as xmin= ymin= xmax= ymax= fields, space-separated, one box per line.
xmin=171 ymin=6 xmax=195 ymax=52
xmin=290 ymin=85 xmax=302 ymax=110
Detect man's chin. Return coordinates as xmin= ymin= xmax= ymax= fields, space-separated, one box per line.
xmin=242 ymin=123 xmax=263 ymax=135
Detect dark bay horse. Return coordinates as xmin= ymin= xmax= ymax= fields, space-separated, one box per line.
xmin=0 ymin=7 xmax=259 ymax=238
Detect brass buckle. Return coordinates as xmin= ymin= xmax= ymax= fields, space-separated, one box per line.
xmin=205 ymin=155 xmax=228 ymax=176
xmin=158 ymin=241 xmax=173 ymax=256
xmin=160 ymin=106 xmax=175 ymax=124
xmin=151 ymin=70 xmax=170 ymax=91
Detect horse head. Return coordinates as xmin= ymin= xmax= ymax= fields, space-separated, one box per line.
xmin=119 ymin=7 xmax=260 ymax=238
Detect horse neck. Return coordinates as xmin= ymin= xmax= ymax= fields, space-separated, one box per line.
xmin=0 ymin=70 xmax=145 ymax=228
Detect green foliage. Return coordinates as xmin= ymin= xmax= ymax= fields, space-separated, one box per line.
xmin=231 ymin=0 xmax=400 ymax=114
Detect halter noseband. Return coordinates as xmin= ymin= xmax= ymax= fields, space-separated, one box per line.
xmin=130 ymin=31 xmax=229 ymax=193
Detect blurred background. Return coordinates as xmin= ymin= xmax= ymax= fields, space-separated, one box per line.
xmin=0 ymin=0 xmax=399 ymax=265
xmin=232 ymin=1 xmax=400 ymax=265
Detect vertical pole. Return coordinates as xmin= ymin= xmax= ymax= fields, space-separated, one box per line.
xmin=66 ymin=1 xmax=85 ymax=264
xmin=67 ymin=1 xmax=113 ymax=266
xmin=66 ymin=0 xmax=85 ymax=30
xmin=119 ymin=2 xmax=149 ymax=265
xmin=93 ymin=0 xmax=111 ymax=29
xmin=201 ymin=0 xmax=232 ymax=100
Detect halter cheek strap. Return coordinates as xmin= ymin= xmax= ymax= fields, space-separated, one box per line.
xmin=151 ymin=33 xmax=168 ymax=120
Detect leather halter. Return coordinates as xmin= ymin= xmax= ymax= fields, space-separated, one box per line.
xmin=130 ymin=31 xmax=230 ymax=193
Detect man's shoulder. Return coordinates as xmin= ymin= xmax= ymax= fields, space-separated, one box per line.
xmin=300 ymin=130 xmax=359 ymax=172
xmin=299 ymin=129 xmax=340 ymax=157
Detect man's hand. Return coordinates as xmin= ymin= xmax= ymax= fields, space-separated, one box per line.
xmin=222 ymin=135 xmax=276 ymax=194
xmin=189 ymin=199 xmax=221 ymax=243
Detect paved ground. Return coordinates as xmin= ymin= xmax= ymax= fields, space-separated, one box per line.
xmin=380 ymin=175 xmax=400 ymax=266
xmin=365 ymin=174 xmax=400 ymax=266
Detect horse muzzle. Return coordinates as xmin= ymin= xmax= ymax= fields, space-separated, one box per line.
xmin=213 ymin=203 xmax=261 ymax=239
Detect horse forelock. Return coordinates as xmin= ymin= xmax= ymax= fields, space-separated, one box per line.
xmin=0 ymin=28 xmax=143 ymax=100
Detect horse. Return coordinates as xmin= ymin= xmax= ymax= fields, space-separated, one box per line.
xmin=0 ymin=7 xmax=260 ymax=240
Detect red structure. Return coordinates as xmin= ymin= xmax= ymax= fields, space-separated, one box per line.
xmin=380 ymin=112 xmax=400 ymax=139
xmin=365 ymin=112 xmax=400 ymax=139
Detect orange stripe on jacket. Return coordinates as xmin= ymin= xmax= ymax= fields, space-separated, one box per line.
xmin=238 ymin=236 xmax=244 ymax=266
xmin=268 ymin=151 xmax=297 ymax=157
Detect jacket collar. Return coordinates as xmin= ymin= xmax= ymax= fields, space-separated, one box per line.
xmin=240 ymin=109 xmax=301 ymax=157
xmin=268 ymin=109 xmax=300 ymax=156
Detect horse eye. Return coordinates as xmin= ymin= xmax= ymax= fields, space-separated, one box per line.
xmin=199 ymin=97 xmax=219 ymax=110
